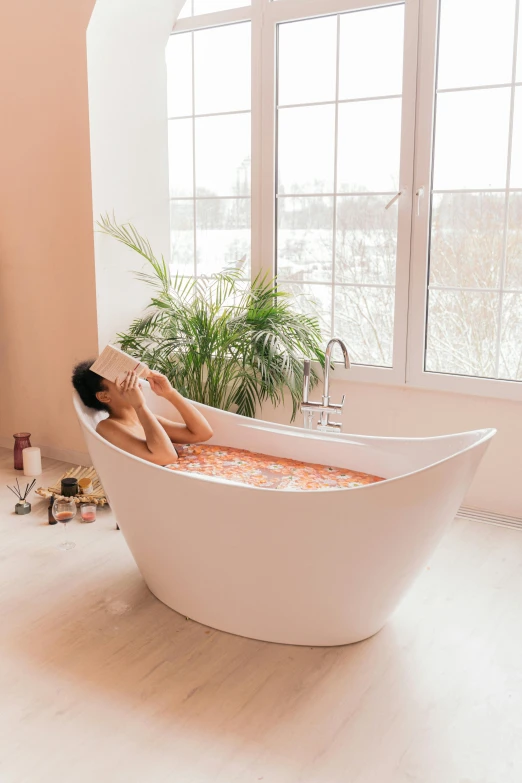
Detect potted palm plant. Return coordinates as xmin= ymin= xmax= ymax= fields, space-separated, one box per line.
xmin=97 ymin=215 xmax=325 ymax=420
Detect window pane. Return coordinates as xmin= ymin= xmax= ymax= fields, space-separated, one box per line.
xmin=425 ymin=290 xmax=499 ymax=378
xmin=429 ymin=193 xmax=505 ymax=289
xmin=195 ymin=113 xmax=251 ymax=197
xmin=196 ymin=198 xmax=250 ymax=276
xmin=499 ymin=293 xmax=522 ymax=380
xmin=166 ymin=34 xmax=192 ymax=118
xmin=336 ymin=196 xmax=398 ymax=286
xmin=278 ymin=282 xmax=332 ymax=341
xmin=505 ymin=193 xmax=522 ymax=289
xmin=194 ymin=23 xmax=250 ymax=114
xmin=433 ymin=89 xmax=511 ymax=190
xmin=510 ymin=87 xmax=522 ymax=188
xmin=277 ymin=197 xmax=333 ymax=282
xmin=437 ymin=0 xmax=516 ymax=89
xmin=278 ymin=105 xmax=335 ymax=194
xmin=334 ymin=286 xmax=394 ymax=367
xmin=337 ymin=98 xmax=401 ymax=193
xmin=278 ymin=16 xmax=337 ymax=106
xmin=168 ymin=119 xmax=194 ymax=197
xmin=339 ymin=5 xmax=404 ymax=100
xmin=170 ymin=201 xmax=194 ymax=274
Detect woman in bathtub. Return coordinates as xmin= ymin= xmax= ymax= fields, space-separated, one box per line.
xmin=72 ymin=362 xmax=213 ymax=465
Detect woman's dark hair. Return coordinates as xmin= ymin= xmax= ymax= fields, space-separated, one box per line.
xmin=72 ymin=360 xmax=109 ymax=411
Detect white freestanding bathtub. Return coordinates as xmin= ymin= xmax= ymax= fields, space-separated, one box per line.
xmin=74 ymin=386 xmax=494 ymax=646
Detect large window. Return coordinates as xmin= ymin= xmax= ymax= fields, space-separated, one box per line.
xmin=425 ymin=0 xmax=522 ymax=382
xmin=169 ymin=0 xmax=522 ymax=400
xmin=275 ymin=5 xmax=404 ymax=368
xmin=166 ymin=20 xmax=251 ymax=278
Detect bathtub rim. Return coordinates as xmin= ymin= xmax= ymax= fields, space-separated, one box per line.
xmin=73 ymin=392 xmax=496 ymax=494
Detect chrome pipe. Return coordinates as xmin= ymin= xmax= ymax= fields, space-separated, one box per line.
xmin=302 ymin=359 xmax=311 ymax=404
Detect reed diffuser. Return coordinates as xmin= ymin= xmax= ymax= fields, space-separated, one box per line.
xmin=7 ymin=478 xmax=36 ymax=515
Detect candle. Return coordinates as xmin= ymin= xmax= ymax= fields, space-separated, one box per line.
xmin=80 ymin=504 xmax=97 ymax=523
xmin=22 ymin=447 xmax=42 ymax=477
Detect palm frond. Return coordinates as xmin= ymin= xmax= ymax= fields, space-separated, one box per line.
xmin=101 ymin=216 xmax=326 ymax=419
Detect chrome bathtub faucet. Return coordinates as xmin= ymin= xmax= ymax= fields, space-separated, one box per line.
xmin=300 ymin=339 xmax=351 ymax=433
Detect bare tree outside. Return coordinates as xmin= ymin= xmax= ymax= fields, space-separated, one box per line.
xmin=167 ymin=0 xmax=522 ymax=382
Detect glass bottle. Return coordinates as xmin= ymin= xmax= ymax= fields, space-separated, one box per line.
xmin=48 ymin=495 xmax=57 ymax=525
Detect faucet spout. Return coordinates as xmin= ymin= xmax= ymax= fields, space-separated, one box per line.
xmin=300 ymin=338 xmax=351 ymax=433
xmin=323 ymin=338 xmax=351 ymax=403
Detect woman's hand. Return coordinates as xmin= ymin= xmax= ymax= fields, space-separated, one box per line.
xmin=147 ymin=370 xmax=174 ymax=398
xmin=119 ymin=371 xmax=146 ymax=409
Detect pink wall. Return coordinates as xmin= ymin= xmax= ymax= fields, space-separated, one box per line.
xmin=0 ymin=0 xmax=98 ymax=457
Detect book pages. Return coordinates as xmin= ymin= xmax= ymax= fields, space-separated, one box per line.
xmin=90 ymin=345 xmax=149 ymax=384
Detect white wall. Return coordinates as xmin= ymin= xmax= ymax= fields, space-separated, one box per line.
xmin=87 ymin=0 xmax=185 ymax=349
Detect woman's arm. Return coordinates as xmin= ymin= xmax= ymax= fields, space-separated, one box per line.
xmin=148 ymin=371 xmax=213 ymax=444
xmin=97 ymin=372 xmax=179 ymax=465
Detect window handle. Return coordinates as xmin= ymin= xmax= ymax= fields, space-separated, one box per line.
xmin=384 ymin=190 xmax=403 ymax=210
xmin=416 ymin=186 xmax=425 ymax=217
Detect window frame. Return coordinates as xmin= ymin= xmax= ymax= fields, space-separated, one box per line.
xmin=172 ymin=0 xmax=522 ymax=401
xmin=408 ymin=0 xmax=522 ymax=402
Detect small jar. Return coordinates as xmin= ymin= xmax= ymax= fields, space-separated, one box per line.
xmin=78 ymin=477 xmax=93 ymax=495
xmin=61 ymin=477 xmax=79 ymax=497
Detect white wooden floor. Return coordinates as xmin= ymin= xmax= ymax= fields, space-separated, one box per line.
xmin=1 ymin=446 xmax=521 ymax=783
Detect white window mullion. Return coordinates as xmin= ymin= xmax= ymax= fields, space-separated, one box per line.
xmin=251 ymin=0 xmax=266 ymax=280
xmin=331 ymin=13 xmax=341 ymax=340
xmin=191 ymin=30 xmax=197 ymax=278
xmin=266 ymin=0 xmax=405 ymax=24
xmin=174 ymin=6 xmax=253 ymax=33
xmin=494 ymin=0 xmax=520 ymax=377
xmin=390 ymin=0 xmax=420 ymax=384
xmin=406 ymin=0 xmax=438 ymax=389
xmin=259 ymin=0 xmax=278 ymax=278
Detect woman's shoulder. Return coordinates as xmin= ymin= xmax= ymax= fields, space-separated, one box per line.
xmin=96 ymin=417 xmax=118 ymax=434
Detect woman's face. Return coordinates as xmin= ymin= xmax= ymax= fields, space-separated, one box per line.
xmin=95 ymin=378 xmax=125 ymax=409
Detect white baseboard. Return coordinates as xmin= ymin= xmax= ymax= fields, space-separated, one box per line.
xmin=0 ymin=437 xmax=90 ymax=467
xmin=457 ymin=506 xmax=522 ymax=531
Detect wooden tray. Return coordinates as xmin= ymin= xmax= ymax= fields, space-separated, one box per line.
xmin=36 ymin=466 xmax=108 ymax=506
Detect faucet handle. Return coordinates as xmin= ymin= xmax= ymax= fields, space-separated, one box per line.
xmin=317 ymin=420 xmax=343 ymax=433
xmin=328 ymin=395 xmax=345 ymax=413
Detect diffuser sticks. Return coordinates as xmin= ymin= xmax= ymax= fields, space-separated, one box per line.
xmin=7 ymin=478 xmax=36 ymax=515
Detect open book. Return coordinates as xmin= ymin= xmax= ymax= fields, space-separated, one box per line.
xmin=90 ymin=345 xmax=149 ymax=384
